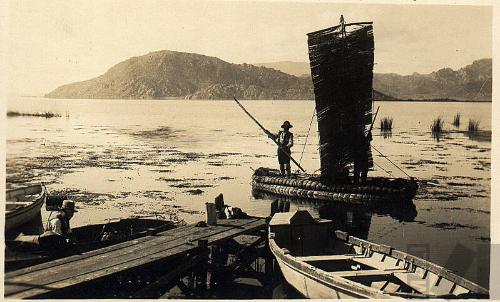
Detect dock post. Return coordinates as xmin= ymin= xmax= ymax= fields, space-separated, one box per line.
xmin=196 ymin=239 xmax=209 ymax=295
xmin=263 ymin=223 xmax=275 ymax=291
xmin=206 ymin=203 xmax=217 ymax=225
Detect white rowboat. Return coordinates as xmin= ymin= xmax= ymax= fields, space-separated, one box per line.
xmin=269 ymin=211 xmax=488 ymax=299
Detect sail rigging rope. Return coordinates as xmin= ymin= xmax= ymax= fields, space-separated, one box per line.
xmin=299 ymin=108 xmax=316 ymax=166
xmin=373 ymin=161 xmax=394 ymax=177
xmin=371 ymin=145 xmax=412 ymax=179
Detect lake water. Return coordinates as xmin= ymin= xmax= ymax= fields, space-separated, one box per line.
xmin=6 ymin=97 xmax=491 ymax=288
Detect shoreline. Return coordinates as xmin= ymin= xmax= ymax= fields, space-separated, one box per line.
xmin=15 ymin=96 xmax=494 ymax=103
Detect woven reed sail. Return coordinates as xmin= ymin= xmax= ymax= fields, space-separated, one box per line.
xmin=307 ymin=18 xmax=374 ymax=183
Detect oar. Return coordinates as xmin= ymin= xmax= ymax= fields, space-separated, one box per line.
xmin=233 ymin=97 xmax=306 ymax=173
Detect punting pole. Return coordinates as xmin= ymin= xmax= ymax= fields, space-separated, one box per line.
xmin=233 ymin=97 xmax=306 ymax=173
xmin=368 ymin=106 xmax=380 ymax=133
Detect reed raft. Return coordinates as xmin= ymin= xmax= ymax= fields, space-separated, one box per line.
xmin=252 ymin=168 xmax=417 ymax=203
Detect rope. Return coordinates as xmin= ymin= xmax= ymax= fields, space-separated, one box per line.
xmin=299 ymin=109 xmax=316 ymax=165
xmin=371 ymin=145 xmax=412 ymax=179
xmin=373 ymin=161 xmax=394 ymax=177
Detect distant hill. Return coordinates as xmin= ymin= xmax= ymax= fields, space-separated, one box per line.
xmin=373 ymin=59 xmax=492 ymax=101
xmin=47 ymin=50 xmax=490 ymax=102
xmin=46 ymin=50 xmax=314 ymax=100
xmin=254 ymin=61 xmax=311 ymax=77
xmin=257 ymin=59 xmax=492 ymax=102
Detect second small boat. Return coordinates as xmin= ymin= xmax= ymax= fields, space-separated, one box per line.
xmin=269 ymin=210 xmax=489 ymax=299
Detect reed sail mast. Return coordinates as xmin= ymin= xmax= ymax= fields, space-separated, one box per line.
xmin=307 ymin=16 xmax=374 ymax=183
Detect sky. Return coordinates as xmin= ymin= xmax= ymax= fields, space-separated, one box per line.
xmin=2 ymin=0 xmax=493 ymax=96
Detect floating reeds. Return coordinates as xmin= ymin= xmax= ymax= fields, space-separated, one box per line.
xmin=380 ymin=117 xmax=393 ymax=131
xmin=452 ymin=113 xmax=461 ymax=128
xmin=467 ymin=119 xmax=480 ymax=133
xmin=7 ymin=111 xmax=61 ymax=118
xmin=431 ymin=117 xmax=444 ymax=134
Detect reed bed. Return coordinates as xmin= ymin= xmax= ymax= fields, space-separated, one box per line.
xmin=452 ymin=113 xmax=461 ymax=128
xmin=431 ymin=117 xmax=445 ymax=134
xmin=7 ymin=111 xmax=61 ymax=118
xmin=467 ymin=119 xmax=480 ymax=133
xmin=380 ymin=117 xmax=393 ymax=131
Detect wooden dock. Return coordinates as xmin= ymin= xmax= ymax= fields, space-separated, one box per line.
xmin=4 ymin=217 xmax=267 ymax=299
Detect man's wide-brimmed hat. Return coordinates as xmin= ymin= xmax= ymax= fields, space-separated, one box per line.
xmin=61 ymin=200 xmax=78 ymax=212
xmin=281 ymin=121 xmax=293 ymax=129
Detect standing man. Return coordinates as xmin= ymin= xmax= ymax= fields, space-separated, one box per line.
xmin=267 ymin=121 xmax=294 ymax=177
xmin=353 ymin=130 xmax=373 ymax=183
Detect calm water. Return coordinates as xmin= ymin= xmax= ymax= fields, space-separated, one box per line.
xmin=6 ymin=97 xmax=491 ymax=288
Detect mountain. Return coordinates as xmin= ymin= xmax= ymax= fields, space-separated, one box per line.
xmin=46 ymin=50 xmax=314 ymax=100
xmin=373 ymin=59 xmax=492 ymax=101
xmin=257 ymin=59 xmax=492 ymax=101
xmin=254 ymin=61 xmax=311 ymax=77
xmin=47 ymin=50 xmax=490 ymax=102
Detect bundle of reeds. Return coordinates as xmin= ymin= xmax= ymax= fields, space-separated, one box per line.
xmin=380 ymin=117 xmax=393 ymax=131
xmin=7 ymin=111 xmax=61 ymax=118
xmin=468 ymin=119 xmax=480 ymax=132
xmin=431 ymin=117 xmax=444 ymax=133
xmin=452 ymin=113 xmax=461 ymax=127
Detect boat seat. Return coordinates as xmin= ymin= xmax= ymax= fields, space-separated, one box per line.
xmin=353 ymin=256 xmax=403 ymax=271
xmin=9 ymin=194 xmax=40 ymax=202
xmin=370 ymin=280 xmax=402 ymax=293
xmin=5 ymin=201 xmax=33 ymax=206
xmin=331 ymin=268 xmax=407 ymax=278
xmin=371 ymin=281 xmax=387 ymax=290
xmin=393 ymin=272 xmax=454 ymax=296
xmin=383 ymin=282 xmax=402 ymax=293
xmin=297 ymin=254 xmax=359 ymax=262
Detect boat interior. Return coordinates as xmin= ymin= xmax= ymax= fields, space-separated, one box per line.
xmin=5 ymin=185 xmax=44 ymax=212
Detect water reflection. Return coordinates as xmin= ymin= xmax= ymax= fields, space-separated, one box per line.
xmin=380 ymin=130 xmax=392 ymax=139
xmin=466 ymin=130 xmax=491 ymax=142
xmin=432 ymin=131 xmax=444 ymax=142
xmin=253 ymin=191 xmax=417 ymax=239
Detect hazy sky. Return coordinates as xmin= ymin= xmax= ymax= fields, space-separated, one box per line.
xmin=3 ymin=0 xmax=493 ymax=96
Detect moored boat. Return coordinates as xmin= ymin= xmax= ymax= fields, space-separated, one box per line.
xmin=5 ymin=184 xmax=47 ymax=232
xmin=5 ymin=218 xmax=177 ymax=272
xmin=269 ymin=210 xmax=489 ymax=299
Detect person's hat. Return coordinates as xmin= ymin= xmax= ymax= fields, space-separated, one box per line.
xmin=281 ymin=121 xmax=293 ymax=129
xmin=61 ymin=200 xmax=78 ymax=212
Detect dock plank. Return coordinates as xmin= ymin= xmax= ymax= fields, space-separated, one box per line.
xmin=4 ymin=218 xmax=266 ymax=299
xmin=6 ymin=224 xmax=196 ymax=278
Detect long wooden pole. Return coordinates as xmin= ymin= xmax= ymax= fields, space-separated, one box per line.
xmin=368 ymin=106 xmax=380 ymax=133
xmin=233 ymin=97 xmax=306 ymax=172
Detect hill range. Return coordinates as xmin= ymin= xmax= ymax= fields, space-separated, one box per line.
xmin=47 ymin=50 xmax=491 ymax=102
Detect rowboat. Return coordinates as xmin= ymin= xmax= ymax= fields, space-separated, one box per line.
xmin=5 ymin=218 xmax=177 ymax=272
xmin=249 ymin=17 xmax=418 ymax=204
xmin=269 ymin=210 xmax=489 ymax=299
xmin=5 ymin=184 xmax=47 ymax=232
